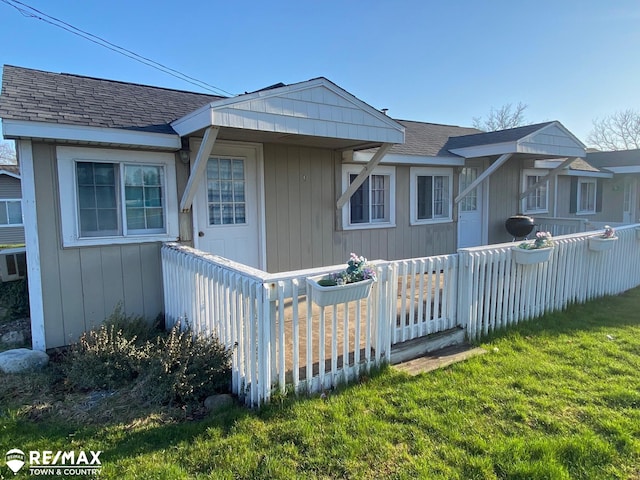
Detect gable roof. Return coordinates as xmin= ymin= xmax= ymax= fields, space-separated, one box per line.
xmin=446 ymin=121 xmax=586 ymax=159
xmin=444 ymin=122 xmax=555 ymax=150
xmin=0 ymin=65 xmax=223 ymax=135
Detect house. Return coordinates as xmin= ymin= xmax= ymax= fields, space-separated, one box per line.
xmin=0 ymin=164 xmax=26 ymax=281
xmin=0 ymin=65 xmax=602 ymax=350
xmin=586 ymin=149 xmax=640 ymax=225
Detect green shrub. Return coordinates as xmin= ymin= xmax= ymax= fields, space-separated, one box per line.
xmin=64 ymin=324 xmax=145 ymax=390
xmin=138 ymin=324 xmax=232 ymax=405
xmin=64 ymin=309 xmax=231 ymax=407
xmin=0 ymin=278 xmax=29 ymax=321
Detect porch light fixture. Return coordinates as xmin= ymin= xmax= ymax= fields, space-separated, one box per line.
xmin=178 ymin=149 xmax=190 ymax=164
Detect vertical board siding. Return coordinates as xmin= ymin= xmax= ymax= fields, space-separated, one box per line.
xmin=262 ymin=144 xmax=456 ymax=273
xmin=32 ymin=142 xmax=166 ymax=349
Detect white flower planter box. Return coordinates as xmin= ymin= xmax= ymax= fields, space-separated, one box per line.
xmin=306 ymin=275 xmax=375 ymax=307
xmin=512 ymin=246 xmax=553 ymax=265
xmin=588 ymin=236 xmax=618 ymax=252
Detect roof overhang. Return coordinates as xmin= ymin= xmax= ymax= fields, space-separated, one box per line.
xmin=449 ymin=121 xmax=586 ymax=159
xmin=602 ymin=166 xmax=640 ymax=174
xmin=1 ymin=119 xmax=181 ymax=150
xmin=0 ymin=169 xmax=20 ymax=179
xmin=171 ymin=78 xmax=405 ymax=150
xmin=350 ymin=150 xmax=465 ymax=166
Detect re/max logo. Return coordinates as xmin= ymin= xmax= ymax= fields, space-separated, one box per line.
xmin=29 ymin=450 xmax=102 ymax=466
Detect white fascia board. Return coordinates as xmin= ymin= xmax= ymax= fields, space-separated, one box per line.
xmin=2 ymin=120 xmax=180 ymax=149
xmin=351 ymin=151 xmax=464 ymax=166
xmin=557 ymin=169 xmax=613 ymax=178
xmin=170 ymin=103 xmax=215 ymax=137
xmin=604 ymin=166 xmax=640 ymax=174
xmin=171 ymin=78 xmax=405 ymax=140
xmin=534 ymin=159 xmax=565 ymax=168
xmin=0 ymin=170 xmax=20 ymax=179
xmin=448 ymin=141 xmax=517 ymax=158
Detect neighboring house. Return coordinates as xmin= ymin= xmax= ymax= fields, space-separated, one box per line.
xmin=586 ymin=149 xmax=640 ymax=225
xmin=0 ymin=164 xmax=26 ymax=281
xmin=0 ymin=65 xmax=604 ymax=350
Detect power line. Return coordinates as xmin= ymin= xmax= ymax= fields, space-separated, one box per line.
xmin=0 ymin=0 xmax=236 ymax=96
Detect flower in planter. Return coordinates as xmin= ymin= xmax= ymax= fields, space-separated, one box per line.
xmin=518 ymin=231 xmax=554 ymax=250
xmin=318 ymin=253 xmax=377 ymax=287
xmin=599 ymin=225 xmax=616 ymax=239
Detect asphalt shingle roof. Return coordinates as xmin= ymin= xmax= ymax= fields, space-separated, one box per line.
xmin=0 ymin=65 xmax=223 ymax=135
xmin=443 ymin=121 xmax=556 ymax=151
xmin=587 ymin=149 xmax=640 ymax=168
xmin=390 ymin=120 xmax=481 ymax=157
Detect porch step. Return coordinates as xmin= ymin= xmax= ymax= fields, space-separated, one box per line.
xmin=393 ymin=344 xmax=487 ymax=376
xmin=390 ymin=326 xmax=466 ymax=365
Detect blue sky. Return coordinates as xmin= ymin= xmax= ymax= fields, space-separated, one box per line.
xmin=1 ymin=0 xmax=639 ymax=145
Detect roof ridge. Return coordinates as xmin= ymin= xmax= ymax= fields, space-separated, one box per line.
xmin=3 ymin=64 xmax=226 ymax=99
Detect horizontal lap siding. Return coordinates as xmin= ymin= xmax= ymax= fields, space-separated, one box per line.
xmin=0 ymin=176 xmax=25 ymax=244
xmin=33 ymin=143 xmax=164 ymax=348
xmin=263 ymin=144 xmax=456 ymax=272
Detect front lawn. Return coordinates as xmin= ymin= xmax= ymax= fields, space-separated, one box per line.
xmin=2 ymin=289 xmax=640 ymax=479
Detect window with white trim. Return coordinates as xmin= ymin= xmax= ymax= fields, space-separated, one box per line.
xmin=577 ymin=178 xmax=597 ymax=214
xmin=57 ymin=147 xmax=179 ymax=247
xmin=521 ymin=169 xmax=549 ymax=214
xmin=410 ymin=167 xmax=453 ymax=224
xmin=0 ymin=200 xmax=22 ymax=226
xmin=341 ymin=165 xmax=395 ymax=229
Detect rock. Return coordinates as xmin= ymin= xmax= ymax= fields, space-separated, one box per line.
xmin=204 ymin=393 xmax=234 ymax=412
xmin=1 ymin=330 xmax=25 ymax=346
xmin=0 ymin=348 xmax=49 ymax=373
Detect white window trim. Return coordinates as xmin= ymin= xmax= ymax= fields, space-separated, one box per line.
xmin=577 ymin=177 xmax=597 ymax=215
xmin=520 ymin=169 xmax=549 ymax=214
xmin=0 ymin=199 xmax=23 ymax=227
xmin=410 ymin=167 xmax=453 ymax=225
xmin=341 ymin=165 xmax=396 ymax=230
xmin=57 ymin=146 xmax=179 ymax=247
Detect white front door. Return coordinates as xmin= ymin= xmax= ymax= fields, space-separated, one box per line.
xmin=195 ymin=144 xmax=262 ymax=268
xmin=457 ymin=167 xmax=484 ymax=249
xmin=623 ymin=177 xmax=637 ymax=224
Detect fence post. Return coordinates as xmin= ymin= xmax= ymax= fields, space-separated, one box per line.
xmin=457 ymin=249 xmax=474 ymax=341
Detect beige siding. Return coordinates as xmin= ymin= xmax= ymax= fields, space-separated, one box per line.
xmin=0 ymin=226 xmax=25 ymax=244
xmin=263 ymin=144 xmax=456 ymax=272
xmin=32 ymin=143 xmax=164 ymax=348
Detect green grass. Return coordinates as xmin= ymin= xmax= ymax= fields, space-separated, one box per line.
xmin=2 ymin=289 xmax=640 ymax=479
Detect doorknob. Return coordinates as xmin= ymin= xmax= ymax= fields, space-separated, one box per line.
xmin=198 ymin=231 xmax=204 ymax=237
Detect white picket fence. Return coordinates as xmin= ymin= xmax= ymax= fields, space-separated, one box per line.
xmin=459 ymin=224 xmax=640 ymax=340
xmin=161 ymin=224 xmax=640 ymax=406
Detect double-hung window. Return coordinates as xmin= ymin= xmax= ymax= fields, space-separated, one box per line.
xmin=58 ymin=147 xmax=178 ymax=247
xmin=410 ymin=167 xmax=453 ymax=224
xmin=342 ymin=165 xmax=395 ymax=229
xmin=0 ymin=200 xmax=22 ymax=226
xmin=577 ymin=178 xmax=597 ymax=214
xmin=521 ymin=169 xmax=549 ymax=214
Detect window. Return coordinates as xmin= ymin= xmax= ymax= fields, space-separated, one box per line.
xmin=577 ymin=178 xmax=597 ymax=214
xmin=521 ymin=169 xmax=548 ymax=214
xmin=58 ymin=147 xmax=178 ymax=247
xmin=5 ymin=251 xmax=26 ymax=278
xmin=410 ymin=167 xmax=453 ymax=224
xmin=0 ymin=200 xmax=22 ymax=226
xmin=206 ymin=157 xmax=246 ymax=225
xmin=341 ymin=165 xmax=395 ymax=229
